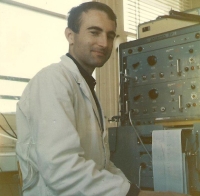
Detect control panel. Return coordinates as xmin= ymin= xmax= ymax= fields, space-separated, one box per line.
xmin=119 ymin=24 xmax=200 ymax=125
xmin=109 ymin=24 xmax=200 ymax=196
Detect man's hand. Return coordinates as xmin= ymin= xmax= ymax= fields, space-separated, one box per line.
xmin=126 ymin=183 xmax=140 ymax=196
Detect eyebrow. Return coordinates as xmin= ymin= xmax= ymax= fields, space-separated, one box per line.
xmin=87 ymin=26 xmax=116 ymax=37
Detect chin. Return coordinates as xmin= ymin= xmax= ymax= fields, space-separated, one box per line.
xmin=95 ymin=62 xmax=106 ymax=68
xmin=94 ymin=59 xmax=109 ymax=67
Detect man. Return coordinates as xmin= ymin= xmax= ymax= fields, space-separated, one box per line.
xmin=16 ymin=2 xmax=139 ymax=196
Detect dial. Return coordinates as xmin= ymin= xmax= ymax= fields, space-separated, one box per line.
xmin=147 ymin=55 xmax=157 ymax=66
xmin=148 ymin=89 xmax=159 ymax=99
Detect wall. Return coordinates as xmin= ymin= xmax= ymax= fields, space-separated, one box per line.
xmin=95 ymin=0 xmax=126 ymax=130
xmin=192 ymin=0 xmax=200 ymax=8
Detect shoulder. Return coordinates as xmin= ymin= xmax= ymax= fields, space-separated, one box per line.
xmin=20 ymin=56 xmax=82 ymax=99
xmin=32 ymin=56 xmax=78 ymax=87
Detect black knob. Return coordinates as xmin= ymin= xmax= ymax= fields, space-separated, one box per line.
xmin=159 ymin=72 xmax=164 ymax=78
xmin=147 ymin=55 xmax=157 ymax=66
xmin=185 ymin=67 xmax=189 ymax=72
xmin=128 ymin=49 xmax=133 ymax=54
xmin=189 ymin=48 xmax=194 ymax=53
xmin=148 ymin=89 xmax=159 ymax=99
xmin=186 ymin=103 xmax=191 ymax=108
xmin=132 ymin=62 xmax=140 ymax=69
xmin=168 ymin=54 xmax=173 ymax=60
xmin=134 ymin=94 xmax=141 ymax=101
xmin=195 ymin=33 xmax=200 ymax=39
xmin=138 ymin=46 xmax=143 ymax=52
xmin=142 ymin=75 xmax=147 ymax=80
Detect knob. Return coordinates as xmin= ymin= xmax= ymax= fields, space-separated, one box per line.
xmin=189 ymin=48 xmax=194 ymax=53
xmin=132 ymin=62 xmax=140 ymax=69
xmin=186 ymin=103 xmax=191 ymax=108
xmin=189 ymin=58 xmax=194 ymax=63
xmin=168 ymin=54 xmax=173 ymax=60
xmin=191 ymin=84 xmax=196 ymax=89
xmin=185 ymin=67 xmax=189 ymax=71
xmin=142 ymin=75 xmax=147 ymax=80
xmin=134 ymin=94 xmax=141 ymax=101
xmin=195 ymin=33 xmax=200 ymax=39
xmin=160 ymin=107 xmax=166 ymax=112
xmin=128 ymin=49 xmax=133 ymax=54
xmin=138 ymin=46 xmax=143 ymax=52
xmin=148 ymin=89 xmax=159 ymax=99
xmin=147 ymin=55 xmax=157 ymax=66
xmin=159 ymin=72 xmax=164 ymax=78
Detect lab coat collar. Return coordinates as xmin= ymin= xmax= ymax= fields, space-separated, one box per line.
xmin=60 ymin=55 xmax=105 ymax=133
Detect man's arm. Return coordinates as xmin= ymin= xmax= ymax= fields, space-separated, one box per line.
xmin=22 ymin=66 xmax=130 ymax=196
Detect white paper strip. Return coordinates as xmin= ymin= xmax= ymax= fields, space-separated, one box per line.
xmin=152 ymin=129 xmax=188 ymax=194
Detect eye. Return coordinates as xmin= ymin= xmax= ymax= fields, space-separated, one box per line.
xmin=90 ymin=31 xmax=99 ymax=36
xmin=107 ymin=33 xmax=116 ymax=40
xmin=108 ymin=34 xmax=115 ymax=40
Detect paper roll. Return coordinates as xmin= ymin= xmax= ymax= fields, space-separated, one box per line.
xmin=152 ymin=129 xmax=188 ymax=194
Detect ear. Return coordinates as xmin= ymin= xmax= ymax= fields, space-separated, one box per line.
xmin=65 ymin=27 xmax=74 ymax=45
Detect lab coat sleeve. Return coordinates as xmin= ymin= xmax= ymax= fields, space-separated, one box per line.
xmin=21 ymin=67 xmax=130 ymax=196
xmin=108 ymin=161 xmax=129 ymax=181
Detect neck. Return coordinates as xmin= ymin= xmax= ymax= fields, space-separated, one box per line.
xmin=68 ymin=51 xmax=94 ymax=75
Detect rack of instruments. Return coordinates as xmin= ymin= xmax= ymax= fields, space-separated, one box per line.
xmin=109 ymin=24 xmax=200 ymax=196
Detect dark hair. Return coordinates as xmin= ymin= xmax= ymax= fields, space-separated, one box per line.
xmin=67 ymin=2 xmax=117 ymax=33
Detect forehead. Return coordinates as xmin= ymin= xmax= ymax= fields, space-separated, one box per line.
xmin=79 ymin=9 xmax=116 ymax=32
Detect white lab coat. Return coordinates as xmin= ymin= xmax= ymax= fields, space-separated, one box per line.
xmin=16 ymin=55 xmax=130 ymax=196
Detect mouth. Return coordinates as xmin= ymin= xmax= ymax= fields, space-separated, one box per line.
xmin=92 ymin=50 xmax=106 ymax=57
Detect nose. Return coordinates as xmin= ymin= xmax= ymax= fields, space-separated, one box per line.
xmin=98 ymin=34 xmax=108 ymax=48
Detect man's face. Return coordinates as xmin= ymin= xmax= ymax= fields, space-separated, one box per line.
xmin=68 ymin=9 xmax=116 ymax=74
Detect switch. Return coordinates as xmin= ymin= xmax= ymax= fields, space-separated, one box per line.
xmin=142 ymin=75 xmax=147 ymax=80
xmin=191 ymin=84 xmax=196 ymax=89
xmin=170 ymin=90 xmax=175 ymax=95
xmin=143 ymin=109 xmax=148 ymax=114
xmin=134 ymin=76 xmax=138 ymax=82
